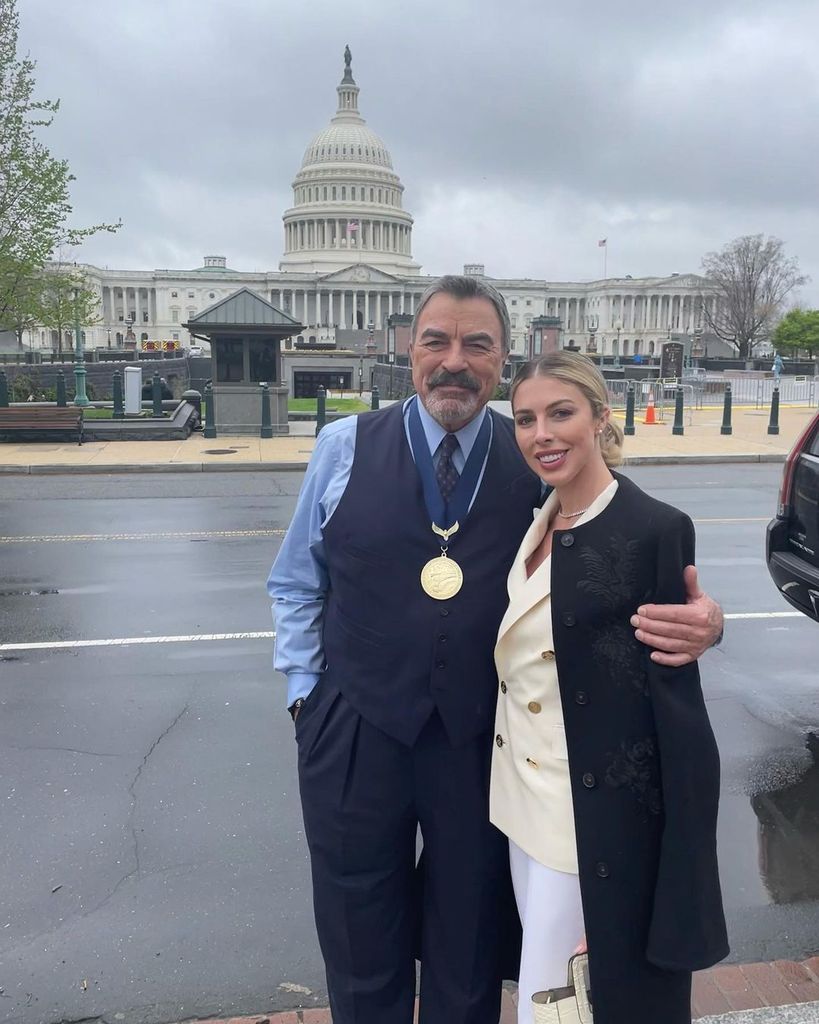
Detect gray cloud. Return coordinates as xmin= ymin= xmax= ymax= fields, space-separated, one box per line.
xmin=17 ymin=0 xmax=818 ymax=302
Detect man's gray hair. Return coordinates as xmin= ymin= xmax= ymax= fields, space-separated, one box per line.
xmin=410 ymin=275 xmax=511 ymax=353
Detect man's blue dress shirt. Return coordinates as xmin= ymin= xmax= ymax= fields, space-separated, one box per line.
xmin=267 ymin=399 xmax=491 ymax=707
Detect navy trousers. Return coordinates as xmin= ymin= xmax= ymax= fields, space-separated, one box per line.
xmin=296 ymin=676 xmax=512 ymax=1024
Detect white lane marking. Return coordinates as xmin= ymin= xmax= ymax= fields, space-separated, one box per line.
xmin=0 ymin=529 xmax=286 ymax=544
xmin=724 ymin=612 xmax=803 ymax=619
xmin=0 ymin=631 xmax=276 ymax=652
xmin=693 ymin=517 xmax=769 ymax=524
xmin=0 ymin=613 xmax=808 ymax=653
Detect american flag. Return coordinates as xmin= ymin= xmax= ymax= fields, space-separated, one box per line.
xmin=598 ymin=238 xmax=607 ymax=247
xmin=347 ymin=220 xmax=359 ymax=235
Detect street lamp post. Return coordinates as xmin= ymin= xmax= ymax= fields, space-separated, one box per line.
xmin=72 ymin=291 xmax=90 ymax=407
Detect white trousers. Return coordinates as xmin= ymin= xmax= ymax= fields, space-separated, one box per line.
xmin=509 ymin=839 xmax=586 ymax=1024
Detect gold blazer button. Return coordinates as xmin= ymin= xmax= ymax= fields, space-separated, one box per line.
xmin=541 ymin=650 xmax=555 ymax=660
xmin=526 ymin=757 xmax=539 ymax=768
xmin=527 ymin=701 xmax=542 ymax=714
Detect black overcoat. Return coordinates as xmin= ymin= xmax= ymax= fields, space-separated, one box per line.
xmin=548 ymin=472 xmax=729 ymax=1024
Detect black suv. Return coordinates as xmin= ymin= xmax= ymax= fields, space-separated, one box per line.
xmin=767 ymin=410 xmax=819 ymax=621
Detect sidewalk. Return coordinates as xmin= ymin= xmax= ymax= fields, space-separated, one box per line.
xmin=0 ymin=405 xmax=815 ymax=474
xmin=174 ymin=956 xmax=819 ymax=1023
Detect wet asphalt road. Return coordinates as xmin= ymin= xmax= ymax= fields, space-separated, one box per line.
xmin=0 ymin=465 xmax=817 ymax=1024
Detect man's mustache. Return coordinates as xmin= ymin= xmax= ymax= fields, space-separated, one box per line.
xmin=428 ymin=370 xmax=481 ymax=392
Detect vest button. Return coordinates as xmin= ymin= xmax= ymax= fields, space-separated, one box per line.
xmin=436 ymin=660 xmax=446 ymax=669
xmin=582 ymin=772 xmax=596 ymax=789
xmin=527 ymin=701 xmax=542 ymax=714
xmin=439 ymin=635 xmax=448 ymax=642
xmin=495 ymin=734 xmax=504 ymax=748
xmin=575 ymin=691 xmax=588 ymax=705
xmin=560 ymin=533 xmax=575 ymax=547
xmin=595 ymin=862 xmax=610 ymax=878
xmin=440 ymin=608 xmax=450 ymax=617
xmin=562 ymin=613 xmax=576 ymax=627
xmin=500 ymin=680 xmax=507 ymax=694
xmin=540 ymin=650 xmax=555 ymax=660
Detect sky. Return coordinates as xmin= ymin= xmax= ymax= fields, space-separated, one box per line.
xmin=16 ymin=0 xmax=819 ymax=303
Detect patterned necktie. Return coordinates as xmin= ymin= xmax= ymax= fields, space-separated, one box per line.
xmin=435 ymin=433 xmax=461 ymax=504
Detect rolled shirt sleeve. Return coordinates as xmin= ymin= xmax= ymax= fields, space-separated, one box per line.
xmin=267 ymin=416 xmax=357 ymax=707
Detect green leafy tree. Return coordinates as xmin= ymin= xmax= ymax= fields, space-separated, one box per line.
xmin=700 ymin=235 xmax=808 ymax=360
xmin=772 ymin=308 xmax=819 ymax=359
xmin=37 ymin=263 xmax=100 ymax=354
xmin=0 ymin=0 xmax=118 ymax=330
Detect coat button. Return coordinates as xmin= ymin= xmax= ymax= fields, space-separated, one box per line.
xmin=562 ymin=613 xmax=576 ymax=627
xmin=495 ymin=734 xmax=504 ymax=748
xmin=436 ymin=660 xmax=446 ymax=669
xmin=560 ymin=533 xmax=575 ymax=547
xmin=527 ymin=701 xmax=542 ymax=714
xmin=595 ymin=861 xmax=610 ymax=878
xmin=582 ymin=772 xmax=596 ymax=789
xmin=574 ymin=691 xmax=588 ymax=705
xmin=526 ymin=757 xmax=539 ymax=768
xmin=439 ymin=635 xmax=448 ymax=642
xmin=500 ymin=680 xmax=507 ymax=694
xmin=440 ymin=608 xmax=450 ymax=617
xmin=541 ymin=650 xmax=555 ymax=660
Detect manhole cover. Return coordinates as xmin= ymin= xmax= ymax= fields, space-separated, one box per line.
xmin=202 ymin=449 xmax=238 ymax=455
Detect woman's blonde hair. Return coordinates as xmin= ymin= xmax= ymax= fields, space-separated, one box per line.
xmin=510 ymin=350 xmax=624 ymax=467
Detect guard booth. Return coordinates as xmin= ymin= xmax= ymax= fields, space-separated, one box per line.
xmin=184 ymin=288 xmax=303 ymax=435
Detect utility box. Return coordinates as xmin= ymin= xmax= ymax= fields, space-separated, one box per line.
xmin=124 ymin=365 xmax=143 ymax=415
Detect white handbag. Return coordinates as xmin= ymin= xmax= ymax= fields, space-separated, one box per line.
xmin=531 ymin=953 xmax=593 ymax=1024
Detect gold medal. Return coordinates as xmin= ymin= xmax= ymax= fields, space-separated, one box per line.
xmin=420 ymin=553 xmax=463 ymax=600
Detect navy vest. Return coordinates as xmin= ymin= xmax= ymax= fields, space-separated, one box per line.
xmin=322 ymin=402 xmax=541 ymax=747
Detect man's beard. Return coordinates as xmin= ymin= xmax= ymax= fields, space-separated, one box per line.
xmin=424 ymin=370 xmax=482 ymax=428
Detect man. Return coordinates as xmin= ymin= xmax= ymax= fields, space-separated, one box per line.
xmin=268 ymin=275 xmax=722 ymax=1024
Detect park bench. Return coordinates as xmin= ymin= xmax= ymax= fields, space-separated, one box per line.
xmin=0 ymin=406 xmax=84 ymax=445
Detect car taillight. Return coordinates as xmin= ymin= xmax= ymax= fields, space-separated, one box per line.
xmin=778 ymin=418 xmax=818 ymax=517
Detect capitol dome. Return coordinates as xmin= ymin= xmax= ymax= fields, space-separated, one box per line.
xmin=279 ymin=49 xmax=419 ymax=276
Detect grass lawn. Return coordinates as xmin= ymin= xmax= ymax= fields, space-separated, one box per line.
xmin=288 ymin=397 xmax=369 ymax=412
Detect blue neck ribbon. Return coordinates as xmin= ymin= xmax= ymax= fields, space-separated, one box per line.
xmin=408 ymin=396 xmax=492 ymax=532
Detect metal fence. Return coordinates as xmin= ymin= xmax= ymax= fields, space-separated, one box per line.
xmin=607 ymin=374 xmax=818 ymax=418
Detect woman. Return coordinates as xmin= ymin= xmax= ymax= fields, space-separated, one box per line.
xmin=490 ymin=352 xmax=728 ymax=1024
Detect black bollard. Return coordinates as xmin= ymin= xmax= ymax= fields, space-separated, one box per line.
xmin=0 ymin=370 xmax=8 ymax=408
xmin=203 ymin=382 xmax=217 ymax=438
xmin=720 ymin=383 xmax=732 ymax=436
xmin=315 ymin=385 xmax=326 ymax=437
xmin=767 ymin=385 xmax=780 ymax=436
xmin=371 ymin=385 xmax=380 ymax=410
xmin=112 ymin=371 xmax=124 ymax=419
xmin=672 ymin=385 xmax=685 ymax=436
xmin=151 ymin=373 xmax=163 ymax=417
xmin=624 ymin=381 xmax=636 ymax=436
xmin=260 ymin=383 xmax=273 ymax=439
xmin=56 ymin=371 xmax=67 ymax=407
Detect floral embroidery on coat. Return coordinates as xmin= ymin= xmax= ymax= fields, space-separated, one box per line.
xmin=577 ymin=534 xmax=650 ymax=695
xmin=605 ymin=737 xmax=663 ymax=816
xmin=577 ymin=534 xmax=641 ymax=608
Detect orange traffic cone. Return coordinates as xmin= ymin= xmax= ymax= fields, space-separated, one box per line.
xmin=643 ymin=390 xmax=657 ymax=425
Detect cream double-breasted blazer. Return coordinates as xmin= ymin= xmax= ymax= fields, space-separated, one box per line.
xmin=489 ymin=480 xmax=618 ymax=872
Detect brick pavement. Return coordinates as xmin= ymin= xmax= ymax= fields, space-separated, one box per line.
xmin=174 ymin=958 xmax=819 ymax=1024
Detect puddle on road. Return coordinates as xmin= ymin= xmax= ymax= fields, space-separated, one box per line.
xmin=751 ymin=733 xmax=819 ymax=904
xmin=722 ymin=733 xmax=819 ymax=909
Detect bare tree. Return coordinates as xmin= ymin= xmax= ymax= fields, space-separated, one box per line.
xmin=700 ymin=235 xmax=808 ymax=360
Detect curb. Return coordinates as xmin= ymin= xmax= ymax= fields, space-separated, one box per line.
xmin=0 ymin=453 xmax=787 ymax=475
xmin=0 ymin=461 xmax=311 ymax=475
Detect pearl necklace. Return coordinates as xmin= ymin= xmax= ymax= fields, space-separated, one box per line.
xmin=557 ymin=506 xmax=588 ymax=519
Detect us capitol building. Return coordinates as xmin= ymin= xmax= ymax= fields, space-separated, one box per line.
xmin=45 ymin=49 xmax=721 ymax=362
